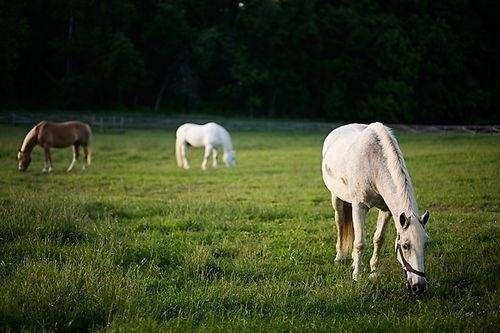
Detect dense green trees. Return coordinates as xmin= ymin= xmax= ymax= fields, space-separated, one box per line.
xmin=1 ymin=0 xmax=498 ymax=124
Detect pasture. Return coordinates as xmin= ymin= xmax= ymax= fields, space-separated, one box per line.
xmin=0 ymin=125 xmax=498 ymax=331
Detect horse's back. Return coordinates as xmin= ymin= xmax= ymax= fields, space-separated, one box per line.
xmin=322 ymin=123 xmax=386 ymax=202
xmin=176 ymin=123 xmax=195 ymax=136
xmin=322 ymin=123 xmax=367 ymax=157
xmin=177 ymin=122 xmax=231 ymax=148
xmin=38 ymin=121 xmax=91 ymax=147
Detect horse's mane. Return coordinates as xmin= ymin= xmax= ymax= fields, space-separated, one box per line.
xmin=369 ymin=122 xmax=418 ymax=215
xmin=21 ymin=125 xmax=39 ymax=152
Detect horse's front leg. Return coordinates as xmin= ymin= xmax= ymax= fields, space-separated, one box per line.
xmin=369 ymin=210 xmax=391 ymax=276
xmin=42 ymin=147 xmax=52 ymax=173
xmin=351 ymin=203 xmax=368 ymax=280
xmin=67 ymin=145 xmax=79 ymax=172
xmin=201 ymin=145 xmax=213 ymax=170
xmin=212 ymin=149 xmax=218 ymax=168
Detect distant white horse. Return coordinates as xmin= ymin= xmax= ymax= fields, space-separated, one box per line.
xmin=175 ymin=122 xmax=236 ymax=170
xmin=322 ymin=123 xmax=430 ymax=294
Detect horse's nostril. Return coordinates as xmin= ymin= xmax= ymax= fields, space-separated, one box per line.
xmin=411 ymin=284 xmax=419 ymax=293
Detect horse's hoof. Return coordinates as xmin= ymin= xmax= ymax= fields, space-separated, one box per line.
xmin=334 ymin=254 xmax=348 ymax=262
xmin=369 ymin=272 xmax=381 ymax=280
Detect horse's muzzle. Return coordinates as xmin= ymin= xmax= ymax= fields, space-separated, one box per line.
xmin=408 ymin=279 xmax=427 ymax=295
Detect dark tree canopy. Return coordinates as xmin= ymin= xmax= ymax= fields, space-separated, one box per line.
xmin=1 ymin=0 xmax=499 ymax=124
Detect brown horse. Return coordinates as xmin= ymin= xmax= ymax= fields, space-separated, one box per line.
xmin=17 ymin=121 xmax=92 ymax=172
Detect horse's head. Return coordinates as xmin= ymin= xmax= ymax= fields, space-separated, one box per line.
xmin=224 ymin=150 xmax=236 ymax=167
xmin=395 ymin=211 xmax=430 ymax=295
xmin=17 ymin=149 xmax=31 ymax=171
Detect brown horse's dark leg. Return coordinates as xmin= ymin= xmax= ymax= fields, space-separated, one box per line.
xmin=67 ymin=145 xmax=79 ymax=172
xmin=43 ymin=147 xmax=52 ymax=173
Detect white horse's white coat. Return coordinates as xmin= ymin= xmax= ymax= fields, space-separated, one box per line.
xmin=322 ymin=122 xmax=430 ymax=293
xmin=175 ymin=122 xmax=236 ymax=170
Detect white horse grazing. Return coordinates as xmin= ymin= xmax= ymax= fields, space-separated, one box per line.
xmin=322 ymin=122 xmax=430 ymax=294
xmin=175 ymin=122 xmax=236 ymax=170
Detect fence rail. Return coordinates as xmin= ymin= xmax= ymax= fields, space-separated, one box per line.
xmin=0 ymin=112 xmax=498 ymax=134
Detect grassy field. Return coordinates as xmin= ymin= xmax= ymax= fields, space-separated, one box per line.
xmin=0 ymin=125 xmax=498 ymax=331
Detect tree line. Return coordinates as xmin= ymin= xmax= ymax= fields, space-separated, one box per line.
xmin=1 ymin=0 xmax=499 ymax=124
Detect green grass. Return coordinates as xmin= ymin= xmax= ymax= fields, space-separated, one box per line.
xmin=0 ymin=125 xmax=498 ymax=331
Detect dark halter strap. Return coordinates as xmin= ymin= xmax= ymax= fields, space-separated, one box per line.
xmin=396 ymin=243 xmax=426 ymax=278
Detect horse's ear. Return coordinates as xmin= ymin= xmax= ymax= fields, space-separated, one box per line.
xmin=399 ymin=213 xmax=409 ymax=229
xmin=421 ymin=210 xmax=430 ymax=226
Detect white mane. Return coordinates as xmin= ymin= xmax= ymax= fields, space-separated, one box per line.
xmin=369 ymin=122 xmax=418 ymax=215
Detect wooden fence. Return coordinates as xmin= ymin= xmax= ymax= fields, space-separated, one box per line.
xmin=0 ymin=112 xmax=498 ymax=134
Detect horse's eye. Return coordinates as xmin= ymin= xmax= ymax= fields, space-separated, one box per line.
xmin=402 ymin=243 xmax=410 ymax=251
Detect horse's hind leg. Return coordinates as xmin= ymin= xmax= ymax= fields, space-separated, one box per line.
xmin=351 ymin=203 xmax=368 ymax=281
xmin=67 ymin=145 xmax=79 ymax=172
xmin=42 ymin=147 xmax=52 ymax=173
xmin=332 ymin=195 xmax=354 ymax=262
xmin=82 ymin=146 xmax=91 ymax=171
xmin=181 ymin=143 xmax=190 ymax=169
xmin=201 ymin=145 xmax=213 ymax=170
xmin=369 ymin=210 xmax=391 ymax=275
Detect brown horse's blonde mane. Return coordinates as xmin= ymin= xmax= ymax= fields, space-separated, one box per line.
xmin=20 ymin=123 xmax=42 ymax=154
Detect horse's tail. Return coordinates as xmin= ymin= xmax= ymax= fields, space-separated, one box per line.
xmin=175 ymin=136 xmax=183 ymax=168
xmin=339 ymin=201 xmax=354 ymax=254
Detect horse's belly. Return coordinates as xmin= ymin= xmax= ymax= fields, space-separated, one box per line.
xmin=322 ymin=156 xmax=381 ymax=205
xmin=322 ymin=162 xmax=355 ymax=201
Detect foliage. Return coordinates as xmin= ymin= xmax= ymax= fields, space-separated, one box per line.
xmin=1 ymin=1 xmax=499 ymax=123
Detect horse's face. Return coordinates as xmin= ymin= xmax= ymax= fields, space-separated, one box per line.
xmin=224 ymin=150 xmax=236 ymax=167
xmin=17 ymin=150 xmax=31 ymax=171
xmin=395 ymin=211 xmax=430 ymax=295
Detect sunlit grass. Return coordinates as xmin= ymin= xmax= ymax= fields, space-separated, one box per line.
xmin=0 ymin=125 xmax=498 ymax=331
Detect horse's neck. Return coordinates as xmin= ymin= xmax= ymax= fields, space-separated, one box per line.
xmin=221 ymin=135 xmax=233 ymax=153
xmin=21 ymin=126 xmax=39 ymax=154
xmin=378 ymin=169 xmax=419 ymax=220
xmin=223 ymin=142 xmax=233 ymax=153
xmin=371 ymin=124 xmax=419 ymax=219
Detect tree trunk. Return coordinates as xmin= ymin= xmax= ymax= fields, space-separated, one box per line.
xmin=66 ymin=2 xmax=74 ymax=76
xmin=154 ymin=81 xmax=167 ymax=112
